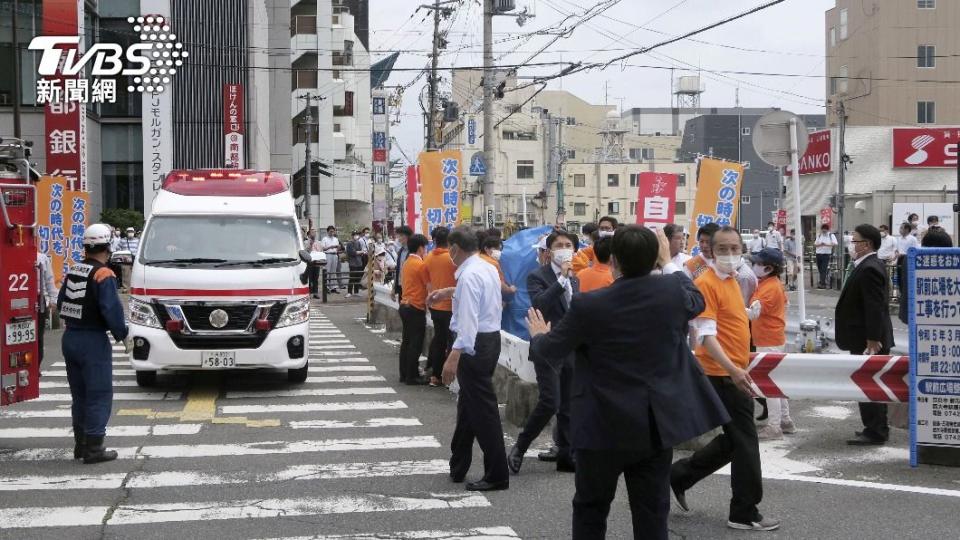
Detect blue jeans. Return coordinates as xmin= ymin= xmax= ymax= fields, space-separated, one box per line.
xmin=63 ymin=329 xmax=114 ymax=437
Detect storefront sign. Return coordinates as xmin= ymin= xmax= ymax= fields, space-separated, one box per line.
xmin=893 ymin=128 xmax=960 ymax=168
xmin=786 ymin=129 xmax=832 ymax=175
xmin=223 ymin=83 xmax=245 ymax=168
xmin=42 ymin=0 xmax=86 ymax=192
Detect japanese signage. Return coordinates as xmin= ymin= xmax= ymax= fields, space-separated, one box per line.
xmin=406 ymin=165 xmax=422 ymax=234
xmin=373 ymin=97 xmax=386 ymax=115
xmin=373 ymin=132 xmax=388 ymax=163
xmin=141 ymin=0 xmax=173 ymax=215
xmin=893 ymin=128 xmax=959 ymax=168
xmin=786 ymin=129 xmax=832 ymax=176
xmin=42 ymin=0 xmax=86 ymax=193
xmin=35 ymin=176 xmax=90 ymax=287
xmin=223 ymin=84 xmax=245 ymax=168
xmin=467 ymin=116 xmax=478 ymax=148
xmin=908 ymin=248 xmax=960 ymax=466
xmin=776 ymin=209 xmax=787 ymax=231
xmin=418 ymin=150 xmax=462 ymax=235
xmin=687 ymin=157 xmax=744 ymax=253
xmin=635 ymin=172 xmax=677 ymax=228
xmin=819 ymin=207 xmax=833 ymax=228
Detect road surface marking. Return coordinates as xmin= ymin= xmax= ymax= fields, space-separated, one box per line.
xmin=305 ymin=365 xmax=376 ymax=372
xmin=270 ymin=526 xmax=521 ymax=539
xmin=37 ymin=392 xmax=181 ymax=402
xmin=221 ymin=400 xmax=408 ymax=414
xmin=0 ymin=424 xmax=202 ymax=439
xmin=117 ymin=382 xmax=279 ymax=428
xmin=224 ymin=386 xmax=395 ymax=399
xmin=40 ymin=380 xmax=139 ymax=388
xmin=289 ymin=417 xmax=422 ymax=429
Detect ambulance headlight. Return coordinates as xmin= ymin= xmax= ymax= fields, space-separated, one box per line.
xmin=276 ymin=297 xmax=310 ymax=328
xmin=129 ymin=298 xmax=162 ymax=328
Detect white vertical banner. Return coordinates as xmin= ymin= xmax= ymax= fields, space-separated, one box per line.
xmin=141 ymin=0 xmax=174 ymax=216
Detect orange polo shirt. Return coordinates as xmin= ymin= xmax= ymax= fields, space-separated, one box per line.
xmin=423 ymin=248 xmax=457 ymax=312
xmin=572 ymin=245 xmax=595 ymax=273
xmin=750 ymin=276 xmax=787 ymax=347
xmin=685 ymin=255 xmax=710 ymax=280
xmin=577 ymin=262 xmax=614 ymax=292
xmin=694 ymin=268 xmax=751 ymax=376
xmin=400 ymin=254 xmax=429 ymax=310
xmin=479 ymin=253 xmax=507 ymax=285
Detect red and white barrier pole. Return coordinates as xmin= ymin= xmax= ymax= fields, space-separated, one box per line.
xmin=748 ymin=352 xmax=909 ymax=402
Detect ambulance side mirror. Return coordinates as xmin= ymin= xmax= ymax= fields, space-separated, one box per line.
xmin=298 ymin=249 xmax=312 ymax=264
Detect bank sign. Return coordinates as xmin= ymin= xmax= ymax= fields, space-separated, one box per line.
xmin=893 ymin=128 xmax=959 ymax=168
xmin=786 ymin=129 xmax=831 ymax=176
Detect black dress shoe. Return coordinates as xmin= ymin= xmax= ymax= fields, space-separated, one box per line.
xmin=538 ymin=447 xmax=559 ymax=462
xmin=450 ymin=473 xmax=465 ymax=483
xmin=465 ymin=479 xmax=509 ymax=491
xmin=556 ymin=458 xmax=576 ymax=473
xmin=671 ymin=480 xmax=690 ymax=512
xmin=847 ymin=433 xmax=885 ymax=446
xmin=507 ymin=445 xmax=524 ymax=474
xmin=405 ymin=377 xmax=429 ymax=386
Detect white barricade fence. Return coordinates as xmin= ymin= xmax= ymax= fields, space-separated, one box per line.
xmin=748 ymin=352 xmax=908 ymax=402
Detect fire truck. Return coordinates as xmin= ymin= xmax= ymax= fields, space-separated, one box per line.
xmin=0 ymin=138 xmax=41 ymax=406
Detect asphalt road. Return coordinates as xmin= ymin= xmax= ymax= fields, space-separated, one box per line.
xmin=1 ymin=300 xmax=958 ymax=539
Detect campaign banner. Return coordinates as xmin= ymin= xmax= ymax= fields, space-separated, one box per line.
xmin=635 ymin=172 xmax=678 ymax=228
xmin=35 ymin=176 xmax=90 ymax=287
xmin=786 ymin=129 xmax=832 ymax=175
xmin=893 ymin=128 xmax=959 ymax=168
xmin=223 ymin=83 xmax=245 ymax=168
xmin=418 ymin=150 xmax=463 ymax=235
xmin=405 ymin=165 xmax=421 ymax=234
xmin=688 ymin=157 xmax=744 ymax=253
xmin=42 ymin=0 xmax=86 ymax=193
xmin=776 ymin=208 xmax=787 ymax=231
xmin=819 ymin=207 xmax=833 ymax=229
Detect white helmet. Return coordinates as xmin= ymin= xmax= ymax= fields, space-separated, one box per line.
xmin=82 ymin=223 xmax=113 ymax=248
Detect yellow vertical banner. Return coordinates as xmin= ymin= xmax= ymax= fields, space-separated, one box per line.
xmin=36 ymin=176 xmax=91 ymax=287
xmin=418 ymin=150 xmax=463 ymax=235
xmin=688 ymin=157 xmax=744 ymax=254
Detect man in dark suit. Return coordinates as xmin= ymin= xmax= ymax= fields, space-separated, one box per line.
xmin=836 ymin=224 xmax=895 ymax=445
xmin=508 ymin=229 xmax=580 ymax=474
xmin=527 ymin=226 xmax=729 ymax=540
xmin=390 ymin=226 xmax=413 ymax=302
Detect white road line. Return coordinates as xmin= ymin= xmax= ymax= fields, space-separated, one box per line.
xmin=0 ymin=459 xmax=449 ymax=492
xmin=0 ymin=424 xmax=202 ymax=439
xmin=310 ymin=351 xmax=364 ymax=356
xmin=0 ymin=408 xmax=74 ymax=419
xmin=221 ymin=400 xmax=407 ymax=415
xmin=224 ymin=386 xmax=394 ymax=399
xmin=41 ymin=380 xmax=140 ymax=389
xmin=0 ymin=491 xmax=487 ymax=528
xmin=36 ymin=392 xmax=181 ymax=402
xmin=42 ymin=369 xmax=137 ymax=377
xmin=382 ymin=339 xmax=401 ymax=346
xmin=307 ymin=365 xmax=376 ymax=372
xmin=49 ymin=362 xmax=129 ymax=368
xmin=310 ymin=345 xmax=357 ymax=350
xmin=289 ymin=417 xmax=422 ymax=429
xmin=271 ymin=526 xmax=521 ymax=540
xmin=309 ymin=357 xmax=369 ymax=364
xmin=0 ymin=435 xmax=437 ymax=463
xmin=302 ymin=375 xmax=385 ymax=383
xmin=308 ymin=339 xmax=352 ymax=344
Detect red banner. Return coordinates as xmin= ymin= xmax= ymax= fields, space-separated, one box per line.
xmin=223 ymin=84 xmax=245 ymax=168
xmin=776 ymin=209 xmax=787 ymax=230
xmin=786 ymin=129 xmax=832 ymax=175
xmin=819 ymin=207 xmax=833 ymax=228
xmin=892 ymin=128 xmax=959 ymax=168
xmin=43 ymin=0 xmax=86 ymax=192
xmin=635 ymin=172 xmax=678 ymax=228
xmin=405 ymin=165 xmax=421 ymax=234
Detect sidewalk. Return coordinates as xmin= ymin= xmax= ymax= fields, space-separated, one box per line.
xmin=785 ymin=287 xmax=909 ymax=355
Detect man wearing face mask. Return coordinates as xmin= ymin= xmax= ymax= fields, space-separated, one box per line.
xmin=572 ymin=222 xmax=598 ymax=273
xmin=836 ymin=225 xmax=894 ymax=446
xmin=423 ymin=227 xmax=458 ymax=387
xmin=765 ymin=222 xmax=783 ymax=252
xmin=480 ymin=236 xmax=516 ymax=296
xmin=508 ymin=229 xmax=580 ymax=474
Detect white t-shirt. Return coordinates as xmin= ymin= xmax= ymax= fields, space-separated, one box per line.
xmin=815 ymin=232 xmax=837 ymax=255
xmin=765 ymin=229 xmax=783 ymax=251
xmin=749 ymin=237 xmax=764 ymax=253
xmin=877 ymin=235 xmax=898 ymax=262
xmin=321 ymin=236 xmax=341 ymax=254
xmin=896 ymin=234 xmax=919 ymax=256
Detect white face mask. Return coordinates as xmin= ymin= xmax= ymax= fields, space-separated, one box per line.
xmin=752 ymin=264 xmax=771 ymax=278
xmin=847 ymin=242 xmax=859 ymax=257
xmin=490 ymin=249 xmax=502 ymax=261
xmin=715 ymin=254 xmax=740 ymax=274
xmin=880 ymin=231 xmax=887 ymax=238
xmin=598 ymin=230 xmax=614 ymax=238
xmin=552 ymin=248 xmax=574 ymax=266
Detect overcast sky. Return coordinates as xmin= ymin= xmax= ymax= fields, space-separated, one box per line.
xmin=368 ymin=0 xmax=836 ymax=162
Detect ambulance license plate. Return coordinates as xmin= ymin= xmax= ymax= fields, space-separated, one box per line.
xmin=5 ymin=320 xmax=36 ymax=346
xmin=200 ymin=351 xmax=236 ymax=368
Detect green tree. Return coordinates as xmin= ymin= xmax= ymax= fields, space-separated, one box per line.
xmin=100 ymin=208 xmax=145 ymax=233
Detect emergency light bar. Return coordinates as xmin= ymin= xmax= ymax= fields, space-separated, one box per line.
xmin=162 ymin=169 xmax=289 ymax=196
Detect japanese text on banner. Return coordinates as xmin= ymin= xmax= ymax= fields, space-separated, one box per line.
xmin=418 ymin=150 xmax=463 ymax=234
xmin=687 ymin=157 xmax=744 ymax=254
xmin=35 ymin=176 xmax=89 ymax=287
xmin=635 ymin=172 xmax=678 ymax=229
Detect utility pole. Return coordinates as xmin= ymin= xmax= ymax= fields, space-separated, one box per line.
xmin=556 ymin=118 xmax=565 ymax=225
xmin=299 ymin=93 xmax=323 ymax=224
xmin=482 ymin=0 xmax=496 ymax=229
xmin=12 ymin=0 xmax=22 ymax=138
xmin=427 ymin=0 xmax=441 ymax=151
xmin=836 ymin=99 xmax=848 ymax=287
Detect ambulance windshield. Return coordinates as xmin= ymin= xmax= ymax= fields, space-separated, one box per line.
xmin=139 ymin=215 xmax=300 ymax=267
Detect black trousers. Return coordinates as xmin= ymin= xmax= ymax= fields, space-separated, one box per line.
xmin=515 ymin=353 xmax=572 ymax=458
xmin=108 ymin=261 xmax=123 ymax=288
xmin=348 ymin=264 xmax=364 ymax=294
xmin=428 ymin=309 xmax=453 ymax=379
xmin=37 ymin=309 xmax=47 ymax=368
xmin=308 ymin=264 xmax=320 ymax=295
xmin=671 ymin=376 xmax=763 ymax=524
xmin=816 ymin=253 xmax=831 ymax=286
xmin=450 ymin=331 xmax=508 ymax=484
xmin=859 ymin=403 xmax=889 ymax=442
xmin=574 ymin=447 xmax=673 ymax=540
xmin=398 ymin=305 xmax=426 ymax=382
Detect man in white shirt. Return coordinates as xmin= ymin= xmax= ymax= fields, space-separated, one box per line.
xmin=877 ymin=224 xmax=898 ymax=265
xmin=664 ymin=223 xmax=691 ymax=267
xmin=36 ymin=250 xmax=59 ymax=368
xmin=430 ymin=226 xmax=508 ymax=492
xmin=321 ymin=225 xmax=343 ymax=293
xmin=814 ymin=224 xmax=837 ymax=289
xmin=765 ymin=222 xmax=783 ymax=252
xmin=748 ymin=230 xmax=764 ymax=255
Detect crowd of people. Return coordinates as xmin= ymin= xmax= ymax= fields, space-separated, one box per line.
xmin=303 ymin=225 xmax=400 ymax=298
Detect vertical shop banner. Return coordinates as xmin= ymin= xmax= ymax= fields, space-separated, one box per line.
xmin=418 ymin=150 xmax=463 ymax=235
xmin=776 ymin=209 xmax=787 ymax=231
xmin=819 ymin=207 xmax=834 ymax=229
xmin=635 ymin=172 xmax=678 ymax=228
xmin=42 ymin=0 xmax=87 ymax=192
xmin=223 ymin=84 xmax=245 ymax=168
xmin=688 ymin=157 xmax=744 ymax=253
xmin=35 ymin=176 xmax=90 ymax=287
xmin=406 ymin=165 xmax=421 ymax=234
xmin=141 ymin=0 xmax=174 ymax=214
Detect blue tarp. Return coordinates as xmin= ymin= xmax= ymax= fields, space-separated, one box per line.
xmin=500 ymin=225 xmax=553 ymax=339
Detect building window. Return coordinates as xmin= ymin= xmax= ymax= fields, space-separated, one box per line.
xmin=567 ymin=149 xmax=576 ymax=159
xmin=829 ymin=27 xmax=836 ymax=47
xmin=918 ymin=101 xmax=936 ymax=124
xmin=516 ymin=160 xmax=534 ymax=179
xmin=629 ymin=173 xmax=639 ymax=187
xmin=773 ymin=198 xmax=781 ymax=208
xmin=629 ymin=148 xmax=641 ymax=160
xmin=333 ymin=124 xmax=341 ymax=133
xmin=741 ymin=127 xmax=751 ymax=136
xmin=607 ymin=174 xmax=619 ymax=187
xmin=641 ymin=148 xmax=655 ymax=160
xmin=573 ymin=173 xmax=586 ymax=187
xmin=677 ymin=173 xmax=686 ymax=187
xmin=334 ymin=91 xmax=354 ymax=117
xmin=918 ymin=45 xmax=936 ymax=68
xmin=101 ymin=124 xmax=144 ymax=213
xmin=741 ymin=196 xmax=751 ymax=205
xmin=574 ymin=203 xmax=586 ymax=216
xmin=839 ymin=8 xmax=848 ymax=40
xmin=918 ymin=0 xmax=935 ymax=8
xmin=675 ymin=201 xmax=687 ymax=215
xmin=630 ymin=201 xmax=637 ymax=215
xmin=608 ymin=201 xmax=620 ymax=215
xmin=832 ymin=65 xmax=848 ymax=94
xmin=566 ymin=117 xmax=576 ymax=125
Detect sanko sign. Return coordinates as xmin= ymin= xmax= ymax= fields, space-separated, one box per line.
xmin=786 ymin=130 xmax=832 ymax=176
xmin=892 ymin=128 xmax=959 ymax=168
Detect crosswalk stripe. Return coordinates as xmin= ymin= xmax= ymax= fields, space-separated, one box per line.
xmin=220 ymin=400 xmax=407 ymax=415
xmin=49 ymin=361 xmax=128 ymax=368
xmin=0 ymin=424 xmax=202 ymax=439
xmin=289 ymin=417 xmax=422 ymax=429
xmin=36 ymin=392 xmax=181 ymax=402
xmin=0 ymin=408 xmax=74 ymax=419
xmin=308 ymin=357 xmax=369 ymax=364
xmin=266 ymin=526 xmax=521 ymax=540
xmin=42 ymin=369 xmax=138 ymax=377
xmin=224 ymin=386 xmax=394 ymax=399
xmin=306 ymin=365 xmax=376 ymax=373
xmin=40 ymin=380 xmax=142 ymax=388
xmin=311 ymin=345 xmax=356 ymax=350
xmin=308 ymin=339 xmax=351 ymax=344
xmin=310 ymin=351 xmax=364 ymax=356
xmin=0 ymin=459 xmax=449 ymax=492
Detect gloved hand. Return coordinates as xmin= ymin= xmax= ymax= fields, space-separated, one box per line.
xmin=746 ymin=300 xmax=762 ymax=321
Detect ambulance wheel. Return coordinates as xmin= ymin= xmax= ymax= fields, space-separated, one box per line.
xmin=288 ymin=361 xmax=308 ymax=383
xmin=136 ymin=370 xmax=157 ymax=387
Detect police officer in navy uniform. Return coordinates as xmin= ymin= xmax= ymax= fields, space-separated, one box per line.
xmin=58 ymin=223 xmax=129 ymax=464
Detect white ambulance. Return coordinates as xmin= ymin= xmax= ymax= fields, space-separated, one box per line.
xmin=127 ymin=170 xmax=311 ymax=387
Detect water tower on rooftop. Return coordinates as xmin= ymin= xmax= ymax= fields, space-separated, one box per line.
xmin=674 ymin=75 xmax=704 ymax=109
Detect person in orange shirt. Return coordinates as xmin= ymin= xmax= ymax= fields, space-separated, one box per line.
xmin=748 ymin=248 xmax=793 ymax=440
xmin=576 ymin=234 xmax=614 ymax=292
xmin=480 ymin=236 xmax=517 ymax=296
xmin=671 ymin=226 xmax=779 ymax=532
xmin=571 ymin=222 xmax=598 ymax=273
xmin=683 ymin=223 xmax=720 ymax=281
xmin=423 ymin=227 xmax=458 ymax=387
xmin=398 ymin=234 xmax=430 ymax=385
